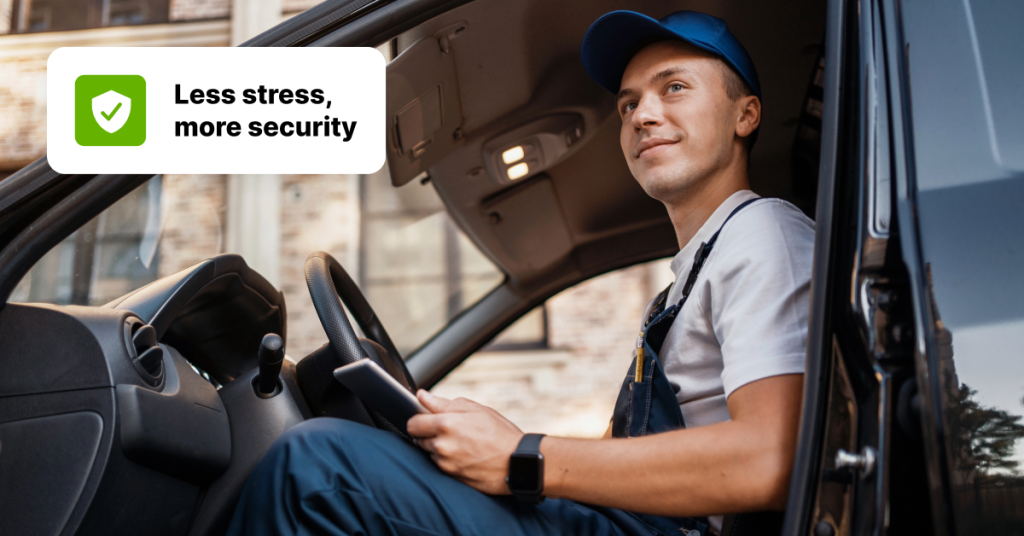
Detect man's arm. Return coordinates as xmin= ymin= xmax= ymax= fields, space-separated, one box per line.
xmin=407 ymin=373 xmax=803 ymax=517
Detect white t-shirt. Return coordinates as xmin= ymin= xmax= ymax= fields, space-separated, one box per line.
xmin=646 ymin=189 xmax=815 ymax=424
xmin=642 ymin=190 xmax=814 ymax=532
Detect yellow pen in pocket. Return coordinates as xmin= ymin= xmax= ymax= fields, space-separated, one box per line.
xmin=634 ymin=332 xmax=644 ymax=382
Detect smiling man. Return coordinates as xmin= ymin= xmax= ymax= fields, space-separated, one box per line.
xmin=228 ymin=10 xmax=814 ymax=536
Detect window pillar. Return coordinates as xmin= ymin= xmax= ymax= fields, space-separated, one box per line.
xmin=230 ymin=0 xmax=280 ymax=45
xmin=226 ymin=174 xmax=281 ymax=286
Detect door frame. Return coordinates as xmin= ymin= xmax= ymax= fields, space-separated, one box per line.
xmin=781 ymin=0 xmax=851 ymax=533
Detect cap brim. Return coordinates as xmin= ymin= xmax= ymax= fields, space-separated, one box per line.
xmin=581 ymin=10 xmax=729 ymax=95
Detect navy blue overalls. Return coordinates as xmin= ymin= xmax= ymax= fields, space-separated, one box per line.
xmin=591 ymin=198 xmax=761 ymax=536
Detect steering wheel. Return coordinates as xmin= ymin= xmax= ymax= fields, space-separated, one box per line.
xmin=302 ymin=251 xmax=417 ymax=430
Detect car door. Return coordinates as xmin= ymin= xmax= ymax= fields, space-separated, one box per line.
xmin=783 ymin=0 xmax=935 ymax=534
xmin=785 ymin=0 xmax=1024 ymax=535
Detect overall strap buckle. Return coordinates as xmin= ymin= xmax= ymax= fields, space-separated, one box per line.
xmin=680 ymin=241 xmax=710 ymax=298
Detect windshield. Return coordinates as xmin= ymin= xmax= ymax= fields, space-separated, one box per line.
xmin=11 ymin=171 xmax=504 ymax=359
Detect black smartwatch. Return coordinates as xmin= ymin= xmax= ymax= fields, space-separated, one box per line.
xmin=507 ymin=433 xmax=546 ymax=504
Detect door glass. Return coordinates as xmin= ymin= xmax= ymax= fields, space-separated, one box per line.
xmin=12 ymin=176 xmax=165 ymax=305
xmin=11 ymin=172 xmax=504 ymax=361
xmin=902 ymin=1 xmax=1024 ymax=532
xmin=360 ymin=165 xmax=504 ymax=356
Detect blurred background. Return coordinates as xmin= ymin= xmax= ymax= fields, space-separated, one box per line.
xmin=0 ymin=0 xmax=674 ymax=437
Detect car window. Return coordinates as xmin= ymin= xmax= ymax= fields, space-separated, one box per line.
xmin=359 ymin=166 xmax=504 ymax=357
xmin=432 ymin=258 xmax=673 ymax=438
xmin=11 ymin=172 xmax=504 ymax=361
xmin=965 ymin=2 xmax=1024 ymax=172
xmin=902 ymin=1 xmax=1024 ymax=532
xmin=902 ymin=0 xmax=1022 ymax=191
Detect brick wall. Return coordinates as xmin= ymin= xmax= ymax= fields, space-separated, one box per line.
xmin=0 ymin=55 xmax=47 ymax=169
xmin=156 ymin=174 xmax=360 ymax=360
xmin=159 ymin=174 xmax=228 ymax=276
xmin=170 ymin=0 xmax=230 ymax=21
xmin=280 ymin=174 xmax=361 ymax=359
xmin=0 ymin=0 xmax=248 ymax=169
xmin=0 ymin=0 xmax=12 ymax=35
xmin=282 ymin=0 xmax=321 ymax=14
xmin=433 ymin=261 xmax=673 ymax=437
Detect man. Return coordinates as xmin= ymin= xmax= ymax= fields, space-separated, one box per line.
xmin=228 ymin=10 xmax=814 ymax=536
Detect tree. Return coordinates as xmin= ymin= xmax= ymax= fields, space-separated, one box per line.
xmin=948 ymin=383 xmax=1024 ymax=479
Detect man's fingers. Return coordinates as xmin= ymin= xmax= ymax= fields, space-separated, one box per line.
xmin=417 ymin=437 xmax=438 ymax=454
xmin=407 ymin=413 xmax=444 ymax=438
xmin=447 ymin=397 xmax=488 ymax=413
xmin=417 ymin=390 xmax=453 ymax=413
xmin=417 ymin=390 xmax=492 ymax=414
xmin=418 ymin=437 xmax=458 ymax=463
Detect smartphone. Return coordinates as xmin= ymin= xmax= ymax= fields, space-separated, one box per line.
xmin=333 ymin=359 xmax=430 ymax=430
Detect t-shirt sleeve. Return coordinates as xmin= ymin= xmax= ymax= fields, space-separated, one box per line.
xmin=709 ymin=201 xmax=815 ymax=398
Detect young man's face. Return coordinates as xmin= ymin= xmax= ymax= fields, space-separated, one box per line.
xmin=616 ymin=40 xmax=753 ymax=203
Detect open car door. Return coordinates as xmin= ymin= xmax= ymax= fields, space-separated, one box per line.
xmin=786 ymin=1 xmax=1024 ymax=535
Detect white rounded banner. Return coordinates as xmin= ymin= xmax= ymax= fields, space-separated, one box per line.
xmin=47 ymin=47 xmax=385 ymax=174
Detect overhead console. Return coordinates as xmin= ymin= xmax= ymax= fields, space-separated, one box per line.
xmin=483 ymin=114 xmax=585 ymax=184
xmin=479 ymin=176 xmax=574 ymax=276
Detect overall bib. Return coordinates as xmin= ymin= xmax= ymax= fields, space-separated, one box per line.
xmin=600 ymin=198 xmax=761 ymax=536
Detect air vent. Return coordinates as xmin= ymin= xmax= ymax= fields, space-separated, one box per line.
xmin=124 ymin=318 xmax=164 ymax=387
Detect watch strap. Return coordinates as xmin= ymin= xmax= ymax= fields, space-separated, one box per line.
xmin=508 ymin=433 xmax=546 ymax=504
xmin=517 ymin=433 xmax=545 ymax=455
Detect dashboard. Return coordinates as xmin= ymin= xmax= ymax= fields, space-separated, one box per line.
xmin=0 ymin=254 xmax=310 ymax=536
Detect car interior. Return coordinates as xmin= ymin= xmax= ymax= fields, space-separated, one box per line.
xmin=0 ymin=1 xmax=829 ymax=535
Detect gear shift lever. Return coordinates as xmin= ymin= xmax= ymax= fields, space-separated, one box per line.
xmin=256 ymin=333 xmax=284 ymax=396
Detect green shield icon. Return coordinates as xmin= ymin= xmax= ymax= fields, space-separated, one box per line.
xmin=75 ymin=75 xmax=146 ymax=146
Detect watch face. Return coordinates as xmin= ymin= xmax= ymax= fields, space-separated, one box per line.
xmin=508 ymin=453 xmax=543 ymax=493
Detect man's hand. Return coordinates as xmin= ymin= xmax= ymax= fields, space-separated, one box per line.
xmin=407 ymin=391 xmax=524 ymax=495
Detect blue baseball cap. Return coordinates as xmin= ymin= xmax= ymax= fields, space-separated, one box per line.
xmin=581 ymin=10 xmax=761 ymax=99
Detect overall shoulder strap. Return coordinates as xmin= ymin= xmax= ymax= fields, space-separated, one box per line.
xmin=677 ymin=197 xmax=763 ymax=301
xmin=703 ymin=197 xmax=763 ymax=251
xmin=644 ymin=283 xmax=674 ymax=326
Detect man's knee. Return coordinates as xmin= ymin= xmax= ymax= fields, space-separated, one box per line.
xmin=257 ymin=419 xmax=413 ymax=489
xmin=254 ymin=419 xmax=367 ymax=483
xmin=274 ymin=418 xmax=371 ymax=452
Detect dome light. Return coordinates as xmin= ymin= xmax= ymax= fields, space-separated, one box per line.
xmin=502 ymin=146 xmax=525 ymax=164
xmin=507 ymin=162 xmax=529 ymax=180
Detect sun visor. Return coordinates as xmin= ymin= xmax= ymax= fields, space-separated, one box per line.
xmin=386 ymin=30 xmax=466 ymax=187
xmin=481 ymin=176 xmax=573 ymax=274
